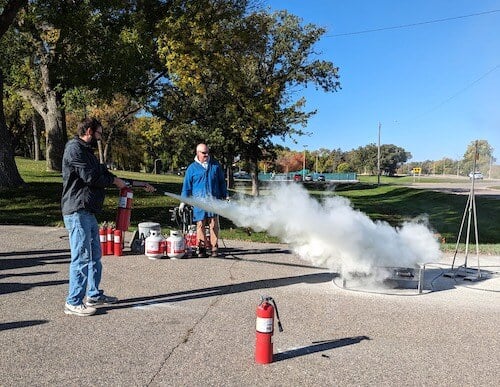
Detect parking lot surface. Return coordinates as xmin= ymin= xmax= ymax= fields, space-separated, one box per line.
xmin=1 ymin=225 xmax=499 ymax=386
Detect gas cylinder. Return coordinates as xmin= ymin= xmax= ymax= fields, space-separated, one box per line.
xmin=115 ymin=187 xmax=133 ymax=231
xmin=166 ymin=230 xmax=186 ymax=259
xmin=145 ymin=230 xmax=165 ymax=260
xmin=255 ymin=296 xmax=283 ymax=364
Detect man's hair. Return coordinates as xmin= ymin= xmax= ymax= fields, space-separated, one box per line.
xmin=77 ymin=117 xmax=102 ymax=136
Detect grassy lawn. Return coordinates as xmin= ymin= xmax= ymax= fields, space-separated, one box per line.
xmin=1 ymin=158 xmax=499 ymax=253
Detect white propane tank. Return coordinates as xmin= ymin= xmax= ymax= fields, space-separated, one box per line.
xmin=166 ymin=230 xmax=186 ymax=259
xmin=145 ymin=230 xmax=165 ymax=259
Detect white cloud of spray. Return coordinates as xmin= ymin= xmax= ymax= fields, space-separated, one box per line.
xmin=167 ymin=184 xmax=441 ymax=277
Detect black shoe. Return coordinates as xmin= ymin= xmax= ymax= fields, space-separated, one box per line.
xmin=197 ymin=247 xmax=208 ymax=258
xmin=85 ymin=294 xmax=118 ymax=306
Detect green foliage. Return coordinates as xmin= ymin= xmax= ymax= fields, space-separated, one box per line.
xmin=462 ymin=140 xmax=494 ymax=175
xmin=156 ymin=3 xmax=341 ymax=194
xmin=336 ymin=162 xmax=350 ymax=173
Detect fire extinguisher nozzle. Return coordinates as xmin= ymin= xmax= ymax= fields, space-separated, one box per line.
xmin=277 ymin=322 xmax=283 ymax=332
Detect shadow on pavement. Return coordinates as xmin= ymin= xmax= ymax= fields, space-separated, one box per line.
xmin=0 ymin=320 xmax=49 ymax=331
xmin=274 ymin=336 xmax=371 ymax=361
xmin=0 ymin=249 xmax=70 ymax=271
xmin=220 ymin=247 xmax=292 ymax=256
xmin=218 ymin=251 xmax=327 ymax=270
xmin=0 ymin=249 xmax=70 ymax=258
xmin=0 ymin=279 xmax=67 ymax=296
xmin=102 ymin=272 xmax=336 ymax=313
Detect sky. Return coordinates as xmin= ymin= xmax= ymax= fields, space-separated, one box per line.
xmin=264 ymin=0 xmax=500 ymax=163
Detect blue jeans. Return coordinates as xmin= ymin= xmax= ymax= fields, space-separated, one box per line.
xmin=63 ymin=210 xmax=103 ymax=305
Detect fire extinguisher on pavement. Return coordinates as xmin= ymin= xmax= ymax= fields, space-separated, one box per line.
xmin=99 ymin=223 xmax=107 ymax=255
xmin=113 ymin=229 xmax=123 ymax=256
xmin=106 ymin=224 xmax=114 ymax=255
xmin=255 ymin=296 xmax=283 ymax=364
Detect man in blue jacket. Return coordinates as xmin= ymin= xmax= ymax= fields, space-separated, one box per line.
xmin=181 ymin=143 xmax=228 ymax=257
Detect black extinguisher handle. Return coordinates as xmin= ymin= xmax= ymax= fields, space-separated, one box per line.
xmin=269 ymin=297 xmax=283 ymax=332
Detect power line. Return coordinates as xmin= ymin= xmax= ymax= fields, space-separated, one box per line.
xmin=411 ymin=63 xmax=500 ymax=121
xmin=327 ymin=9 xmax=500 ymax=37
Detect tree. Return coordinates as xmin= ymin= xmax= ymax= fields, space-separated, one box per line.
xmin=379 ymin=144 xmax=410 ymax=176
xmin=347 ymin=144 xmax=378 ymax=175
xmin=462 ymin=140 xmax=494 ymax=176
xmin=0 ymin=0 xmax=28 ymax=188
xmin=345 ymin=143 xmax=409 ymax=175
xmin=157 ymin=3 xmax=340 ymax=195
xmin=8 ymin=0 xmax=168 ymax=171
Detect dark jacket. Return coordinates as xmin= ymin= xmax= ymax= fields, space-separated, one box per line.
xmin=181 ymin=157 xmax=228 ymax=221
xmin=61 ymin=137 xmax=115 ymax=215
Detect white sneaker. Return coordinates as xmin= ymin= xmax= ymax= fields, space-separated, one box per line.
xmin=64 ymin=303 xmax=96 ymax=316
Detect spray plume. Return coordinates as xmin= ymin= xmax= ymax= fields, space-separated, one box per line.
xmin=165 ymin=184 xmax=441 ymax=276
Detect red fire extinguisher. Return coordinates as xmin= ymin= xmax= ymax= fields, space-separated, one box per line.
xmin=255 ymin=296 xmax=283 ymax=364
xmin=106 ymin=225 xmax=114 ymax=255
xmin=99 ymin=224 xmax=107 ymax=255
xmin=115 ymin=187 xmax=133 ymax=231
xmin=113 ymin=229 xmax=123 ymax=256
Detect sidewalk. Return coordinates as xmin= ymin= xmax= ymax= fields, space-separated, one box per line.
xmin=1 ymin=225 xmax=499 ymax=386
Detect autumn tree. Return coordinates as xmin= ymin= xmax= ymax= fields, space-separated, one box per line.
xmin=157 ymin=2 xmax=340 ymax=195
xmin=462 ymin=140 xmax=494 ymax=177
xmin=7 ymin=0 xmax=168 ymax=171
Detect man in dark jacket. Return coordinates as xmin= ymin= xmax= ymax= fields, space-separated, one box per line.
xmin=61 ymin=117 xmax=154 ymax=316
xmin=181 ymin=143 xmax=228 ymax=257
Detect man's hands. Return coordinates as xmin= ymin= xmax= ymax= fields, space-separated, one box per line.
xmin=142 ymin=183 xmax=156 ymax=193
xmin=113 ymin=177 xmax=127 ymax=189
xmin=131 ymin=180 xmax=156 ymax=192
xmin=114 ymin=178 xmax=155 ymax=192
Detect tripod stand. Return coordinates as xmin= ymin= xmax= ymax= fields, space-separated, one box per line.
xmin=445 ymin=151 xmax=481 ymax=281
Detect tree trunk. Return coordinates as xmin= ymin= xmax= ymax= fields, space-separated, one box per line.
xmin=41 ymin=57 xmax=67 ymax=171
xmin=226 ymin=165 xmax=234 ymax=190
xmin=43 ymin=92 xmax=66 ymax=171
xmin=20 ymin=63 xmax=67 ymax=171
xmin=0 ymin=70 xmax=25 ymax=188
xmin=32 ymin=113 xmax=42 ymax=161
xmin=250 ymin=158 xmax=260 ymax=197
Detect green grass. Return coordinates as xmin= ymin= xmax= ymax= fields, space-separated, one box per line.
xmin=1 ymin=158 xmax=499 ymax=253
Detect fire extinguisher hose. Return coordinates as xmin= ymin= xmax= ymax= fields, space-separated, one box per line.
xmin=261 ymin=296 xmax=284 ymax=332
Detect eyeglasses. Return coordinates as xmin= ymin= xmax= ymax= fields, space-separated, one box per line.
xmin=198 ymin=151 xmax=209 ymax=155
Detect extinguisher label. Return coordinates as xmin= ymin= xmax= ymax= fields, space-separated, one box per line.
xmin=118 ymin=197 xmax=127 ymax=208
xmin=99 ymin=235 xmax=106 ymax=243
xmin=114 ymin=235 xmax=121 ymax=243
xmin=256 ymin=317 xmax=273 ymax=333
xmin=127 ymin=192 xmax=133 ymax=199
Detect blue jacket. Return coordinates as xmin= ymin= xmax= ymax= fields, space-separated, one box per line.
xmin=181 ymin=157 xmax=228 ymax=221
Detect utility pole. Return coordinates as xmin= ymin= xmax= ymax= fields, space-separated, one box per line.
xmin=302 ymin=145 xmax=307 ymax=180
xmin=377 ymin=122 xmax=381 ymax=186
xmin=488 ymin=155 xmax=492 ymax=179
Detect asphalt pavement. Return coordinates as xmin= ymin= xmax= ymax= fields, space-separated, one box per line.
xmin=1 ymin=225 xmax=499 ymax=386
